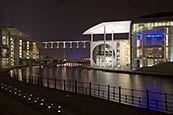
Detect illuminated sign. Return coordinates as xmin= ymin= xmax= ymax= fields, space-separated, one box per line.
xmin=145 ymin=34 xmax=163 ymax=38
xmin=144 ymin=28 xmax=163 ymax=39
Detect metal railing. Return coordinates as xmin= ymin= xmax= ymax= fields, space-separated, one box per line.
xmin=12 ymin=75 xmax=173 ymax=114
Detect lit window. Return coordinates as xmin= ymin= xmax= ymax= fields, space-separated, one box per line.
xmin=2 ymin=36 xmax=7 ymax=45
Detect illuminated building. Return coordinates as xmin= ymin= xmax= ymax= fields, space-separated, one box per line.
xmin=83 ymin=21 xmax=131 ymax=70
xmin=0 ymin=26 xmax=40 ymax=68
xmin=130 ymin=12 xmax=173 ymax=69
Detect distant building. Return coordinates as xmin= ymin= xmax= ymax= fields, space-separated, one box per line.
xmin=130 ymin=12 xmax=173 ymax=69
xmin=0 ymin=26 xmax=40 ymax=68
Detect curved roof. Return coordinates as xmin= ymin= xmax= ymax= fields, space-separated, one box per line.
xmin=83 ymin=21 xmax=131 ymax=35
xmin=139 ymin=11 xmax=173 ymax=19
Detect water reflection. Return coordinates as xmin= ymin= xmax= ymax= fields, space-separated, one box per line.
xmin=10 ymin=66 xmax=173 ymax=94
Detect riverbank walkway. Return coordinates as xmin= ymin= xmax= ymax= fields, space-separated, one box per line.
xmin=82 ymin=62 xmax=173 ymax=77
xmin=0 ymin=71 xmax=171 ymax=115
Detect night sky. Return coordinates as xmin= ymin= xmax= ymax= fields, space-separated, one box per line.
xmin=0 ymin=0 xmax=173 ymax=42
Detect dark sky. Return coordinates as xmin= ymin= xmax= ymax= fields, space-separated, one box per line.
xmin=0 ymin=0 xmax=173 ymax=41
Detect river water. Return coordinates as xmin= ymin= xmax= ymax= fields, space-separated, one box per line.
xmin=10 ymin=66 xmax=173 ymax=94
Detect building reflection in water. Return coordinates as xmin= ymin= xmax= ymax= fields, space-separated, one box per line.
xmin=9 ymin=66 xmax=173 ymax=94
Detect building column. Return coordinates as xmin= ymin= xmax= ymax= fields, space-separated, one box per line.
xmin=111 ymin=31 xmax=114 ymax=68
xmin=70 ymin=41 xmax=72 ymax=48
xmin=104 ymin=26 xmax=106 ymax=67
xmin=90 ymin=33 xmax=94 ymax=66
xmin=55 ymin=41 xmax=59 ymax=48
xmin=83 ymin=41 xmax=86 ymax=48
xmin=76 ymin=41 xmax=79 ymax=48
xmin=63 ymin=42 xmax=66 ymax=48
xmin=50 ymin=42 xmax=54 ymax=49
xmin=142 ymin=31 xmax=144 ymax=67
xmin=44 ymin=42 xmax=48 ymax=49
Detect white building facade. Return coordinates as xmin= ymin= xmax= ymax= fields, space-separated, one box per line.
xmin=83 ymin=21 xmax=131 ymax=70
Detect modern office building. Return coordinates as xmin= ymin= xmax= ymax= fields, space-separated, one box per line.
xmin=83 ymin=21 xmax=131 ymax=70
xmin=0 ymin=26 xmax=40 ymax=68
xmin=83 ymin=12 xmax=173 ymax=70
xmin=130 ymin=13 xmax=173 ymax=69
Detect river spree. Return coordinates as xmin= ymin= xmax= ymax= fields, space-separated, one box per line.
xmin=10 ymin=66 xmax=173 ymax=94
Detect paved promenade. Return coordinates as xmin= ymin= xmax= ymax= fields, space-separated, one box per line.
xmin=0 ymin=71 xmax=171 ymax=115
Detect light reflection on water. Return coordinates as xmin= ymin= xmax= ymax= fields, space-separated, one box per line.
xmin=10 ymin=66 xmax=173 ymax=93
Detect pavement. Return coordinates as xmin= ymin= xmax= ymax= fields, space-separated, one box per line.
xmin=0 ymin=70 xmax=172 ymax=115
xmin=0 ymin=92 xmax=43 ymax=115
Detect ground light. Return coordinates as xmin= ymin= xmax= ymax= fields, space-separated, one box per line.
xmin=0 ymin=81 xmax=62 ymax=113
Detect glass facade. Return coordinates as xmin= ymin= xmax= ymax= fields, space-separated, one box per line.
xmin=131 ymin=20 xmax=173 ymax=69
xmin=92 ymin=44 xmax=115 ymax=67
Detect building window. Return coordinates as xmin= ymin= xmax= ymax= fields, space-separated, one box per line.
xmin=2 ymin=36 xmax=8 ymax=45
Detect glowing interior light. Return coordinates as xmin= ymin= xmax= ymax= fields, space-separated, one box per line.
xmin=58 ymin=106 xmax=61 ymax=108
xmin=40 ymin=103 xmax=43 ymax=106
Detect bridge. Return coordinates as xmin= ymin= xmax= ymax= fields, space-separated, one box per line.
xmin=42 ymin=40 xmax=90 ymax=49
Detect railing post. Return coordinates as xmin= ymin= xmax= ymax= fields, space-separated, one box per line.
xmin=47 ymin=77 xmax=49 ymax=87
xmin=75 ymin=80 xmax=77 ymax=94
xmin=35 ymin=76 xmax=37 ymax=85
xmin=31 ymin=76 xmax=33 ymax=84
xmin=98 ymin=84 xmax=100 ymax=97
xmin=89 ymin=82 xmax=91 ymax=96
xmin=131 ymin=89 xmax=134 ymax=104
xmin=37 ymin=77 xmax=39 ymax=86
xmin=119 ymin=86 xmax=121 ymax=104
xmin=113 ymin=87 xmax=115 ymax=100
xmin=41 ymin=77 xmax=43 ymax=87
xmin=64 ymin=80 xmax=66 ymax=91
xmin=156 ymin=100 xmax=158 ymax=109
xmin=146 ymin=89 xmax=150 ymax=110
xmin=165 ymin=93 xmax=168 ymax=111
xmin=54 ymin=79 xmax=56 ymax=89
xmin=108 ymin=85 xmax=110 ymax=101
